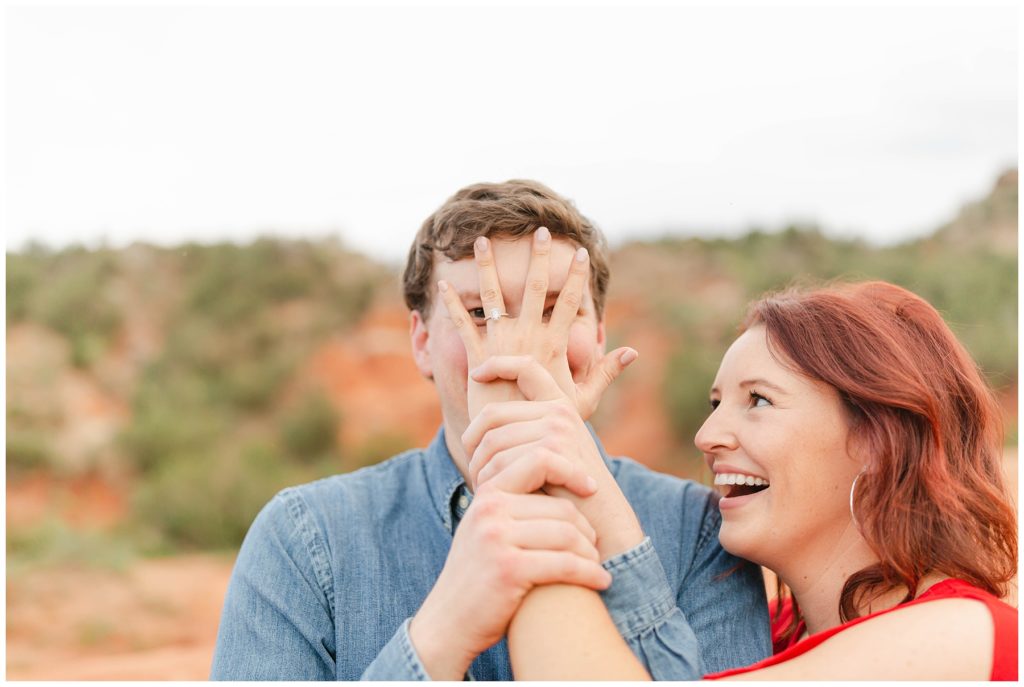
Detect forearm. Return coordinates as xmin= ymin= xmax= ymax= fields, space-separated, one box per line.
xmin=508 ymin=584 xmax=651 ymax=681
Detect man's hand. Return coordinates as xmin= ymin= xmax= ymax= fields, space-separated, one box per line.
xmin=462 ymin=356 xmax=646 ymax=561
xmin=436 ymin=227 xmax=637 ymax=419
xmin=408 ymin=481 xmax=611 ymax=680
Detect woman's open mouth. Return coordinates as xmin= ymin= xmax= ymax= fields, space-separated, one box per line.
xmin=714 ymin=473 xmax=770 ymax=499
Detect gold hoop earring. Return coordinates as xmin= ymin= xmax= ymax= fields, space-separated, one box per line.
xmin=849 ymin=468 xmax=867 ymax=530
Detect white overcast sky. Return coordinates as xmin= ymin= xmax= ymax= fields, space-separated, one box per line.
xmin=4 ymin=1 xmax=1018 ymax=263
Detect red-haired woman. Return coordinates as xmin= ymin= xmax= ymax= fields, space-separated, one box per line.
xmin=443 ymin=270 xmax=1017 ymax=680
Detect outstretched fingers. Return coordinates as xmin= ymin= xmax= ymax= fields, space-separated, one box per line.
xmin=519 ymin=226 xmax=552 ymax=323
xmin=548 ymin=246 xmax=589 ymax=336
xmin=437 ymin=280 xmax=484 ymax=362
xmin=473 ymin=236 xmax=507 ymax=325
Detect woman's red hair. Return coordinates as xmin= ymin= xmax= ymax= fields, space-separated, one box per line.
xmin=742 ymin=281 xmax=1017 ymax=635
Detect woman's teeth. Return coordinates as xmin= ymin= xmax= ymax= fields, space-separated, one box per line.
xmin=714 ymin=473 xmax=769 ymax=487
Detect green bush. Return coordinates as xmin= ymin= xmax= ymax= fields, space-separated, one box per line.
xmin=280 ymin=392 xmax=340 ymax=462
xmin=133 ymin=442 xmax=292 ymax=550
xmin=34 ymin=250 xmax=121 ymax=367
xmin=7 ymin=517 xmax=135 ymax=574
xmin=6 ymin=429 xmax=54 ymax=474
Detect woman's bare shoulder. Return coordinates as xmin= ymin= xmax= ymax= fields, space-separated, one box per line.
xmin=726 ymin=598 xmax=994 ymax=681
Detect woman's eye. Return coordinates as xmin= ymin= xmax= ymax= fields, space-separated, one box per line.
xmin=750 ymin=392 xmax=772 ymax=408
xmin=468 ymin=307 xmax=486 ymax=320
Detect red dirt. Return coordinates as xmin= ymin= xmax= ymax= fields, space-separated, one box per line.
xmin=6 ymin=553 xmax=234 ymax=680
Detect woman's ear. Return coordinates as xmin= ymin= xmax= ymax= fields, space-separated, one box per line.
xmin=409 ymin=309 xmax=433 ymax=380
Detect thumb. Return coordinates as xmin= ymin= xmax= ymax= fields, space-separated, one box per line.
xmin=575 ymin=347 xmax=638 ymax=420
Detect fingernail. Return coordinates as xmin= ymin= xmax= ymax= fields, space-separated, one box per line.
xmin=585 ymin=475 xmax=598 ymax=492
xmin=575 ymin=247 xmax=588 ymax=262
xmin=619 ymin=349 xmax=638 ymax=366
xmin=437 ymin=280 xmax=448 ymax=293
xmin=475 ymin=236 xmax=489 ymax=252
xmin=536 ymin=226 xmax=550 ymax=242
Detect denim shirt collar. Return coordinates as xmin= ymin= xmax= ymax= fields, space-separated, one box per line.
xmin=421 ymin=423 xmax=618 ymax=535
xmin=422 ymin=426 xmax=467 ymax=534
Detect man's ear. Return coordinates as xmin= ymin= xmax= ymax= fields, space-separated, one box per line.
xmin=409 ymin=309 xmax=434 ymax=380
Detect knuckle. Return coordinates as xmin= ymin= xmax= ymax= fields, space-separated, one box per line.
xmin=496 ymin=555 xmax=520 ymax=585
xmin=478 ymin=520 xmax=505 ymax=545
xmin=482 ymin=288 xmax=500 ymax=303
xmin=552 ymin=402 xmax=575 ymax=422
xmin=474 ymin=490 xmax=502 ymax=515
xmin=528 ymin=278 xmax=547 ymax=294
xmin=561 ymin=290 xmax=581 ymax=308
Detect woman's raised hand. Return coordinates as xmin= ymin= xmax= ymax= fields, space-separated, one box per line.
xmin=436 ymin=227 xmax=638 ymax=419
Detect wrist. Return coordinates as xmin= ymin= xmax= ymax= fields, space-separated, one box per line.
xmin=408 ymin=607 xmax=475 ymax=680
xmin=581 ymin=485 xmax=645 ymax=560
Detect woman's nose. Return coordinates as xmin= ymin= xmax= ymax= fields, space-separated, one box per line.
xmin=694 ymin=406 xmax=738 ymax=453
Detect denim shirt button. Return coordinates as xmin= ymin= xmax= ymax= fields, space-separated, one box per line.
xmin=457 ymin=494 xmax=470 ymax=510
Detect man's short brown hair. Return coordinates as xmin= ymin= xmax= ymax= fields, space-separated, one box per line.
xmin=403 ymin=179 xmax=611 ymax=319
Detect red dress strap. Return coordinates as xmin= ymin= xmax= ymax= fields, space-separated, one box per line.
xmin=707 ymin=579 xmax=1017 ymax=681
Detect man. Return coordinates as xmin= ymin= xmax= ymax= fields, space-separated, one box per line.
xmin=210 ymin=180 xmax=770 ymax=680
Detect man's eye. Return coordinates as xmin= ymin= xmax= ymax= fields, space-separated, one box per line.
xmin=750 ymin=392 xmax=772 ymax=408
xmin=709 ymin=398 xmax=720 ymax=410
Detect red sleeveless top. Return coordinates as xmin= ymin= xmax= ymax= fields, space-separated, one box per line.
xmin=707 ymin=579 xmax=1017 ymax=681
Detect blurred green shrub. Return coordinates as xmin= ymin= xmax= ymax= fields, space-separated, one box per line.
xmin=7 ymin=246 xmax=122 ymax=367
xmin=281 ymin=391 xmax=339 ymax=463
xmin=6 ymin=429 xmax=54 ymax=474
xmin=133 ymin=442 xmax=285 ymax=550
xmin=7 ymin=516 xmax=136 ymax=574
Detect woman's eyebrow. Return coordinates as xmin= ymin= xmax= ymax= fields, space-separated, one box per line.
xmin=738 ymin=378 xmax=788 ymax=394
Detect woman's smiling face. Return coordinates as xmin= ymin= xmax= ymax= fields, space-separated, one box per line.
xmin=694 ymin=325 xmax=863 ymax=569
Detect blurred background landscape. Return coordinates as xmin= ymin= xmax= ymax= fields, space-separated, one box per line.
xmin=6 ymin=168 xmax=1017 ymax=679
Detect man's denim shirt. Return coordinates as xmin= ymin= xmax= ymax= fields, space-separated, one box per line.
xmin=210 ymin=427 xmax=770 ymax=680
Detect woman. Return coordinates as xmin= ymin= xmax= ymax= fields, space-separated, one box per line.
xmin=441 ymin=243 xmax=1017 ymax=680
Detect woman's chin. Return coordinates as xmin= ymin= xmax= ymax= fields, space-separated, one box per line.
xmin=717 ymin=525 xmax=764 ymax=564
